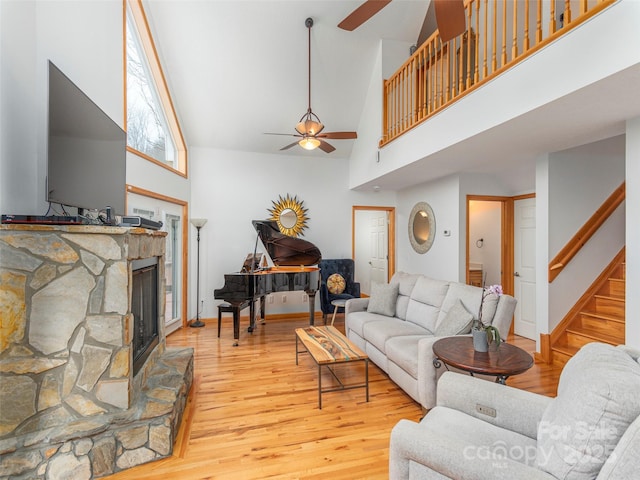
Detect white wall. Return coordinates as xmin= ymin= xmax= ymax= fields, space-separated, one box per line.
xmin=396 ymin=175 xmax=461 ymax=281
xmin=1 ymin=0 xmax=122 ymax=215
xmin=626 ymin=116 xmax=640 ymax=349
xmin=189 ymin=147 xmax=395 ymax=319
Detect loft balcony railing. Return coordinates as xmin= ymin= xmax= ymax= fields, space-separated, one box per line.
xmin=380 ymin=0 xmax=617 ymax=147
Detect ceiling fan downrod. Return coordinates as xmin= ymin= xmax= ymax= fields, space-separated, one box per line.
xmin=295 ymin=17 xmax=324 ymax=137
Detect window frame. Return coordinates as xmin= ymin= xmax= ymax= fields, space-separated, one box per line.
xmin=124 ymin=0 xmax=187 ymax=177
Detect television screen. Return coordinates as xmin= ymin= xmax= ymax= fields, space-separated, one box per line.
xmin=47 ymin=61 xmax=126 ymax=215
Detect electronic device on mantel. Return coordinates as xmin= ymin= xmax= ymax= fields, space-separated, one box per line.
xmin=213 ymin=220 xmax=322 ymax=345
xmin=46 ymin=61 xmax=126 ymax=217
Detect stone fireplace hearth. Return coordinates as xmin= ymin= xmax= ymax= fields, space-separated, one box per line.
xmin=0 ymin=225 xmax=193 ymax=479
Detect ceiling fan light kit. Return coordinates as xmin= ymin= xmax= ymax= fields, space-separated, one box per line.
xmin=265 ymin=17 xmax=357 ymax=153
xmin=299 ymin=137 xmax=321 ymax=150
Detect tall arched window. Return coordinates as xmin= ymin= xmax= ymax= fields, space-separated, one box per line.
xmin=125 ymin=0 xmax=186 ymax=176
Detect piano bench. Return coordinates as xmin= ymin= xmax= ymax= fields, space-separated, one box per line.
xmin=217 ymin=301 xmax=250 ymax=340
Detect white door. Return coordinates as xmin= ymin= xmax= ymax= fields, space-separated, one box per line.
xmin=369 ymin=211 xmax=389 ymax=287
xmin=514 ymin=197 xmax=536 ymax=339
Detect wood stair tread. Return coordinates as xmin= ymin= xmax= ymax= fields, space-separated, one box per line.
xmin=580 ymin=310 xmax=625 ymax=323
xmin=552 ymin=342 xmax=580 ymax=357
xmin=565 ymin=325 xmax=624 ymax=345
xmin=594 ymin=294 xmax=625 ymax=302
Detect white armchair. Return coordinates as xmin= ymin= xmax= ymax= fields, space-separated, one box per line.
xmin=390 ymin=343 xmax=640 ymax=479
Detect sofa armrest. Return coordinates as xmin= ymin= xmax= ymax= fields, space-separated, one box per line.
xmin=491 ymin=294 xmax=517 ymax=341
xmin=436 ymin=372 xmax=552 ymax=439
xmin=390 ymin=418 xmax=556 ymax=480
xmin=345 ymin=297 xmax=368 ymax=314
xmin=417 ymin=335 xmax=460 ymax=409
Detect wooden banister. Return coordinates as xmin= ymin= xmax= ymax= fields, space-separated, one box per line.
xmin=379 ymin=0 xmax=616 ymax=147
xmin=548 ymin=182 xmax=625 ymax=282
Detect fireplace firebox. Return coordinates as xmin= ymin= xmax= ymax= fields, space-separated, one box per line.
xmin=132 ymin=256 xmax=160 ymax=376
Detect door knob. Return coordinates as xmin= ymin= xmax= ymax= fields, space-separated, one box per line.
xmin=514 ymin=272 xmax=520 ymax=277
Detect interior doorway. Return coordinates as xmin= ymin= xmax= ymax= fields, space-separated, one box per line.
xmin=466 ymin=194 xmax=535 ymax=340
xmin=352 ymin=206 xmax=396 ymax=296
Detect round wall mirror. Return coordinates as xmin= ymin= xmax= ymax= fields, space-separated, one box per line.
xmin=279 ymin=208 xmax=297 ymax=229
xmin=408 ymin=202 xmax=436 ymax=254
xmin=268 ymin=194 xmax=309 ymax=237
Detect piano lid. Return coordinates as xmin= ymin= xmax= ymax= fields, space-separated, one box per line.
xmin=252 ymin=220 xmax=321 ymax=266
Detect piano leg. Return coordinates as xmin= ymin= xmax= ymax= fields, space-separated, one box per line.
xmin=233 ymin=307 xmax=240 ymax=346
xmin=260 ymin=296 xmax=266 ymax=325
xmin=307 ymin=290 xmax=317 ymax=326
xmin=248 ymin=300 xmax=256 ymax=333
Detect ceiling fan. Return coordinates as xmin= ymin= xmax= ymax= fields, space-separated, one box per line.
xmin=338 ymin=0 xmax=466 ymax=44
xmin=266 ymin=17 xmax=357 ymax=154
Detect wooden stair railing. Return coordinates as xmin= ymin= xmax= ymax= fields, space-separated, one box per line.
xmin=541 ymin=248 xmax=625 ymax=366
xmin=380 ymin=0 xmax=617 ymax=147
xmin=548 ymin=182 xmax=625 ymax=282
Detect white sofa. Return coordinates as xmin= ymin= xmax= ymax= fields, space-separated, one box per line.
xmin=390 ymin=343 xmax=640 ymax=479
xmin=344 ymin=272 xmax=517 ymax=410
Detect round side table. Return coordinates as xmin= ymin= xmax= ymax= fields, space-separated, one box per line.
xmin=330 ymin=299 xmax=347 ymax=325
xmin=432 ymin=336 xmax=533 ymax=384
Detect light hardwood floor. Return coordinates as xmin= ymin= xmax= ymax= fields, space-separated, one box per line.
xmin=105 ymin=314 xmax=561 ymax=480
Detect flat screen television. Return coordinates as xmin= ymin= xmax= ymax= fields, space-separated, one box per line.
xmin=47 ymin=61 xmax=126 ymax=215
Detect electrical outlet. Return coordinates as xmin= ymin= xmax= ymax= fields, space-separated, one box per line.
xmin=302 ymin=293 xmax=308 ymax=303
xmin=268 ymin=295 xmax=274 ymax=304
xmin=476 ymin=404 xmax=496 ymax=417
xmin=282 ymin=294 xmax=287 ymax=303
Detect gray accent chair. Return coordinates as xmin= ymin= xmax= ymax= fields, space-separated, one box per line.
xmin=389 ymin=342 xmax=640 ymax=479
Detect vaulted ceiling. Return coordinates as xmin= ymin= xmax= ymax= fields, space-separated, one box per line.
xmin=143 ymin=0 xmax=429 ymax=159
xmin=143 ymin=1 xmax=640 ymax=193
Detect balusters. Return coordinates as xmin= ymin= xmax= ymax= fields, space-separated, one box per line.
xmin=379 ymin=0 xmax=616 ymax=146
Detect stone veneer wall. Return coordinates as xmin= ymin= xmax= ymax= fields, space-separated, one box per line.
xmin=0 ymin=225 xmax=194 ymax=479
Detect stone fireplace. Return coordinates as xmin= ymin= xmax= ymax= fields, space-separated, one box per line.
xmin=0 ymin=225 xmax=193 ymax=479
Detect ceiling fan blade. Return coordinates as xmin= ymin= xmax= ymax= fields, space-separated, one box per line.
xmin=434 ymin=0 xmax=466 ymax=43
xmin=318 ymin=131 xmax=358 ymax=140
xmin=338 ymin=0 xmax=392 ymax=31
xmin=280 ymin=141 xmax=300 ymax=151
xmin=318 ymin=139 xmax=336 ymax=153
xmin=416 ymin=0 xmax=437 ymax=47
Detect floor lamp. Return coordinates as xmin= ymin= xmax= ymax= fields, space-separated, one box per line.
xmin=190 ymin=218 xmax=207 ymax=328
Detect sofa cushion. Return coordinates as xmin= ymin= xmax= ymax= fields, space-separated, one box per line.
xmin=367 ymin=282 xmax=399 ymax=316
xmin=405 ymin=276 xmax=449 ymax=332
xmin=435 ymin=282 xmax=499 ymax=329
xmin=391 ymin=272 xmax=421 ymax=320
xmin=434 ymin=299 xmax=474 ymax=336
xmin=386 ymin=335 xmax=431 ymax=379
xmin=536 ymin=343 xmax=640 ymax=479
xmin=346 ymin=311 xmax=385 ymax=338
xmin=362 ymin=319 xmax=429 ymax=354
xmin=326 ymin=273 xmax=345 ymax=294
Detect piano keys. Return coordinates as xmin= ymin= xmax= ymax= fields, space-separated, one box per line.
xmin=213 ymin=220 xmax=322 ymax=345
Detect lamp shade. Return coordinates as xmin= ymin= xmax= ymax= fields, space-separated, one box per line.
xmin=190 ymin=218 xmax=208 ymax=228
xmin=299 ymin=137 xmax=321 ymax=150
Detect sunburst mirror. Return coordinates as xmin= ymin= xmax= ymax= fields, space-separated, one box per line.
xmin=268 ymin=194 xmax=309 ymax=237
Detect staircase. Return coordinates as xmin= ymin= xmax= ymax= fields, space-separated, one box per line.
xmin=550 ymin=252 xmax=626 ymax=367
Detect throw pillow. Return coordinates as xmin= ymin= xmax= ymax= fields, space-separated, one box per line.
xmin=434 ymin=299 xmax=473 ymax=336
xmin=367 ymin=282 xmax=399 ymax=317
xmin=326 ymin=273 xmax=346 ymax=295
xmin=536 ymin=343 xmax=640 ymax=480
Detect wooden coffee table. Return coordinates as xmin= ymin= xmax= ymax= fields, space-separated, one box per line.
xmin=295 ymin=325 xmax=369 ymax=409
xmin=432 ymin=336 xmax=533 ymax=384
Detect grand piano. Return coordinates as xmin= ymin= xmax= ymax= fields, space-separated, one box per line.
xmin=214 ymin=220 xmax=322 ymax=345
